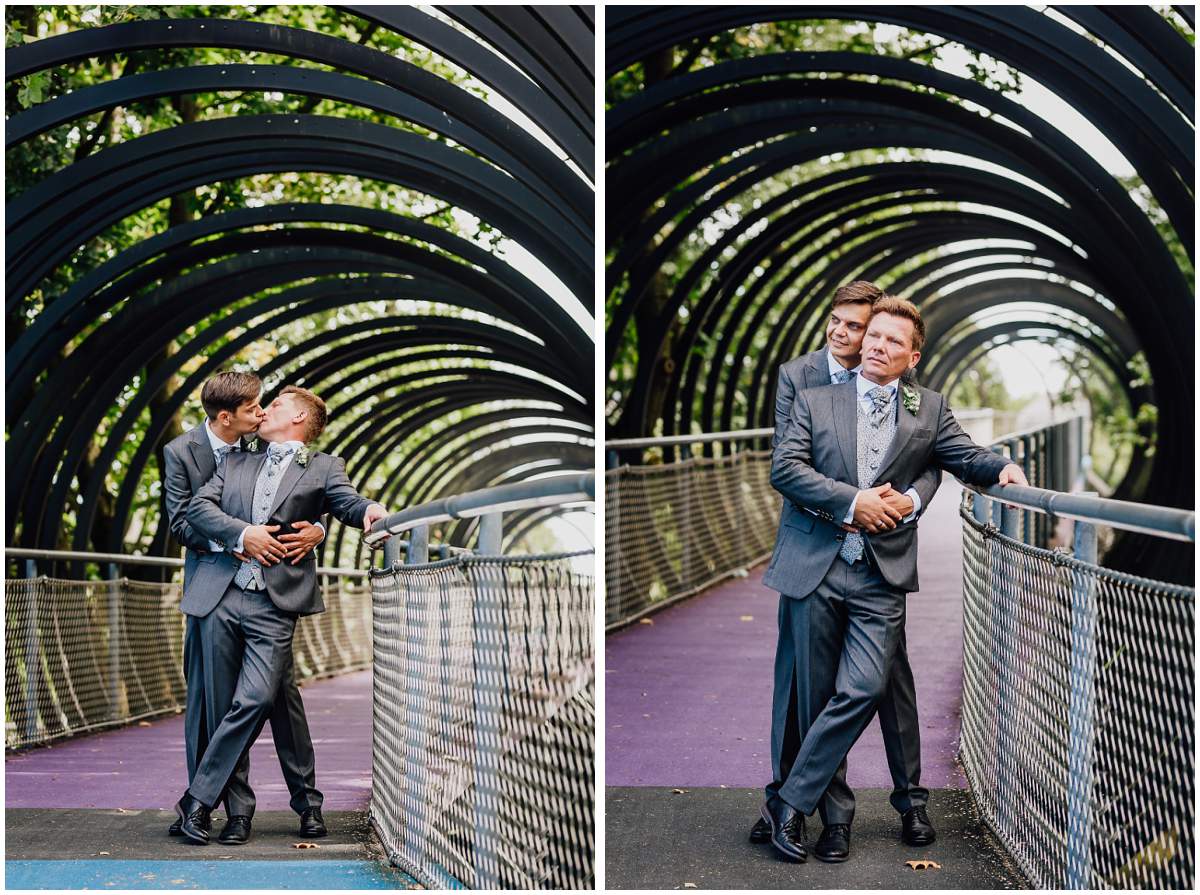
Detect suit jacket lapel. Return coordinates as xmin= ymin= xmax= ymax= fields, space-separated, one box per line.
xmin=832 ymin=381 xmax=858 ymax=482
xmin=268 ymin=452 xmax=312 ymax=517
xmin=875 ymin=387 xmax=921 ymax=483
xmin=188 ymin=426 xmax=216 ymax=482
xmin=237 ymin=453 xmax=268 ymax=521
xmin=802 ymin=349 xmax=826 ymax=389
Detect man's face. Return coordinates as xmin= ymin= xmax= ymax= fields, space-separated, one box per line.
xmin=824 ymin=302 xmax=873 ymax=366
xmin=218 ymin=398 xmax=263 ymax=438
xmin=861 ymin=312 xmax=921 ymax=384
xmin=256 ymin=394 xmax=299 ymax=442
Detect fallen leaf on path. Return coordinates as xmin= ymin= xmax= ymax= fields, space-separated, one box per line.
xmin=639 ymin=618 xmax=654 ymax=625
xmin=97 ymin=851 xmax=110 ymax=856
xmin=671 ymin=788 xmax=689 ymax=794
xmin=906 ymin=860 xmax=942 ymax=871
xmin=740 ymin=615 xmax=753 ymax=621
xmin=137 ymin=721 xmax=152 ymax=727
xmin=293 ymin=842 xmax=320 ymax=849
xmin=683 ymin=884 xmax=698 ymax=889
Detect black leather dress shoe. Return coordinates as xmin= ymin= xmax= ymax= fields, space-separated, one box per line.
xmin=299 ymin=806 xmax=328 ymax=838
xmin=814 ymin=823 xmax=851 ymax=862
xmin=901 ymin=806 xmax=936 ymax=846
xmin=748 ymin=816 xmax=771 ymax=843
xmin=174 ymin=792 xmax=212 ymax=845
xmin=167 ymin=817 xmax=183 ymax=836
xmin=761 ymin=796 xmax=807 ymax=862
xmin=217 ymin=815 xmax=252 ymax=845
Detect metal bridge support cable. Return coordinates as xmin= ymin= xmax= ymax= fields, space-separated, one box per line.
xmin=4 ymin=573 xmax=372 ymax=751
xmin=958 ymin=502 xmax=1193 ymax=889
xmin=368 ymin=553 xmax=594 ymax=889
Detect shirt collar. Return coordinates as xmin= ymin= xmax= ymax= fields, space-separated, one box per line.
xmin=856 ymin=372 xmax=900 ymax=398
xmin=825 ymin=347 xmax=861 ymax=381
xmin=203 ymin=418 xmax=239 ymax=453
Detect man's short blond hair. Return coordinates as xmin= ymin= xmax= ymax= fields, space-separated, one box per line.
xmin=872 ymin=294 xmax=926 ymax=352
xmin=279 ymin=385 xmax=327 ymax=442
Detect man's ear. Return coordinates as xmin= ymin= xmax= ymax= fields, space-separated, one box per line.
xmin=216 ymin=409 xmax=232 ymax=428
xmin=907 ymin=350 xmax=921 ymax=370
xmin=293 ymin=409 xmax=308 ymax=426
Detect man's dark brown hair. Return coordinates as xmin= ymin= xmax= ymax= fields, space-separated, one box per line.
xmin=201 ymin=371 xmax=262 ymax=420
xmin=280 ymin=385 xmax=327 ymax=442
xmin=830 ymin=280 xmax=884 ymax=309
xmin=872 ymin=294 xmax=927 ymax=352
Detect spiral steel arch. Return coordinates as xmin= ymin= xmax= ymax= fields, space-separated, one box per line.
xmin=605 ymin=7 xmax=1192 ymax=526
xmin=7 ymin=7 xmax=594 ymax=568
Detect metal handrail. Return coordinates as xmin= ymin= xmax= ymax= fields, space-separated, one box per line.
xmin=604 ymin=410 xmax=999 ymax=449
xmin=3 ymin=547 xmax=368 ymax=578
xmin=605 ymin=428 xmax=772 ymax=449
xmin=364 ymin=472 xmax=596 ymax=548
xmin=965 ymin=483 xmax=1195 ymax=543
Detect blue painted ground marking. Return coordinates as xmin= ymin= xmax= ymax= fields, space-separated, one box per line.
xmin=5 ymin=859 xmax=418 ymax=889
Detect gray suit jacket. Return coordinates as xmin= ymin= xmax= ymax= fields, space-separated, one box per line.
xmin=772 ymin=348 xmax=941 ymax=510
xmin=761 ymin=380 xmax=1008 ymax=598
xmin=183 ymin=450 xmax=372 ymax=618
xmin=162 ymin=425 xmax=225 ymax=591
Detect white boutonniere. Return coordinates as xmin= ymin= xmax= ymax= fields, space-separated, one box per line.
xmin=901 ymin=385 xmax=921 ymax=415
xmin=296 ymin=445 xmax=311 ymax=467
xmin=245 ymin=437 xmax=260 ymax=453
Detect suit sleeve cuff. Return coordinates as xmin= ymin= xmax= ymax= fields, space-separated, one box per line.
xmin=234 ymin=527 xmax=249 ymax=555
xmin=843 ymin=492 xmax=859 ymax=525
xmin=314 ymin=521 xmax=326 ymax=543
xmin=208 ymin=539 xmax=224 ymax=553
xmin=903 ymin=487 xmax=922 ymax=523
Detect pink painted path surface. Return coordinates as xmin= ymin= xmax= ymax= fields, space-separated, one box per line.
xmin=605 ymin=483 xmax=971 ymax=790
xmin=6 ymin=670 xmax=372 ymax=810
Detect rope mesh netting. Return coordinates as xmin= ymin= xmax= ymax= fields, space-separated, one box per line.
xmin=605 ymin=451 xmax=778 ymax=629
xmin=369 ymin=551 xmax=594 ymax=889
xmin=959 ymin=504 xmax=1194 ymax=889
xmin=4 ymin=575 xmax=372 ymax=750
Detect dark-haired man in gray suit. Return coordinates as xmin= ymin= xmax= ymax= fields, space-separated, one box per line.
xmin=759 ymin=296 xmax=1027 ymax=864
xmin=162 ymin=371 xmax=327 ymax=844
xmin=172 ymin=385 xmax=387 ymax=845
xmin=749 ymin=282 xmax=943 ymax=862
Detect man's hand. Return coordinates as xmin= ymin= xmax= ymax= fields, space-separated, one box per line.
xmin=880 ymin=489 xmax=915 ymax=519
xmin=278 ymin=520 xmax=325 ymax=565
xmin=997 ymin=463 xmax=1029 ymax=487
xmin=853 ymin=483 xmax=904 ymax=532
xmin=363 ymin=503 xmax=388 ymax=534
xmin=242 ymin=524 xmax=286 ymax=566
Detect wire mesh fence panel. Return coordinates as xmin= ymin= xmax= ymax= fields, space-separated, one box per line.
xmin=959 ymin=507 xmax=1194 ymax=890
xmin=5 ymin=575 xmax=371 ymax=751
xmin=605 ymin=451 xmax=779 ymax=629
xmin=369 ymin=552 xmax=594 ymax=890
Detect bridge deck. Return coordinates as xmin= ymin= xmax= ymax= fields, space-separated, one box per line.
xmin=5 ymin=670 xmax=417 ymax=889
xmin=605 ymin=483 xmax=1027 ymax=888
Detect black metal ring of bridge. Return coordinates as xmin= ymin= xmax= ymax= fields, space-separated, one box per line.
xmin=604 ymin=10 xmax=1191 ymax=515
xmin=7 ymin=8 xmax=594 ymax=566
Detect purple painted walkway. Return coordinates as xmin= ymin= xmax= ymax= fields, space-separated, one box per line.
xmin=606 ymin=483 xmax=970 ymax=790
xmin=6 ymin=670 xmax=373 ymax=811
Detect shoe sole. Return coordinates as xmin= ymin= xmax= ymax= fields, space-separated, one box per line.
xmin=217 ymin=837 xmax=249 ymax=845
xmin=814 ymin=851 xmax=849 ymax=863
xmin=299 ymin=829 xmax=328 ymax=838
xmin=902 ymin=836 xmax=936 ymax=847
xmin=761 ymin=806 xmax=807 ymax=863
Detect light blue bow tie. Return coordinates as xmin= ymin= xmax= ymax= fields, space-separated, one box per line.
xmin=267 ymin=442 xmax=297 ymax=462
xmin=832 ymin=369 xmax=854 ymax=385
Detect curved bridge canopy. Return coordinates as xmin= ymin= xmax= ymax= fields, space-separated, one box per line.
xmin=7 ymin=6 xmax=595 ymax=567
xmin=604 ymin=6 xmax=1193 ymax=518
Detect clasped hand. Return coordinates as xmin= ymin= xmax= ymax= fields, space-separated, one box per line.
xmin=848 ymin=483 xmax=914 ymax=533
xmin=237 ymin=520 xmax=324 ymax=566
